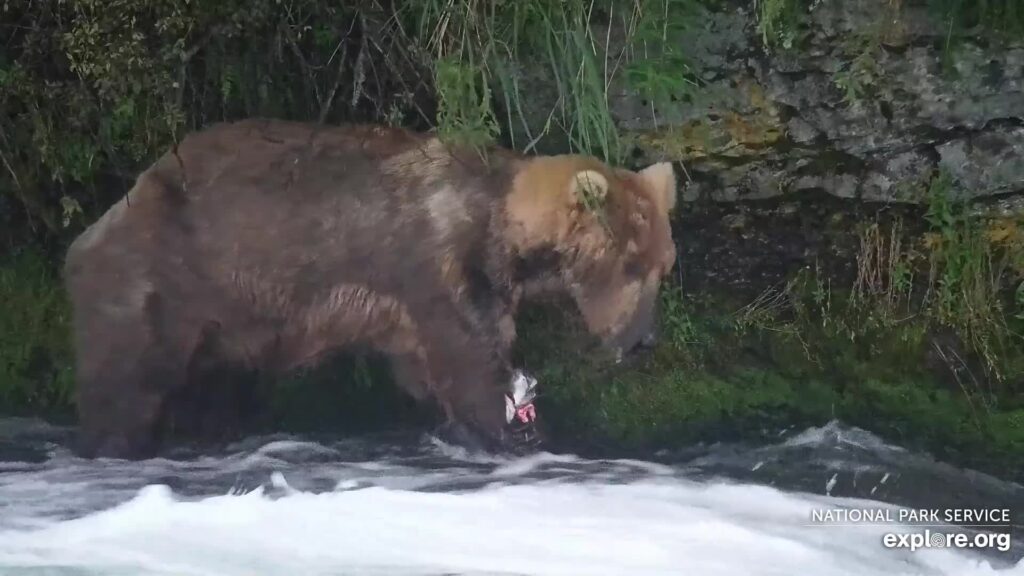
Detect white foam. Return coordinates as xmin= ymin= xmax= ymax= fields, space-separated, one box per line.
xmin=0 ymin=421 xmax=1019 ymax=575
xmin=490 ymin=451 xmax=582 ymax=477
xmin=781 ymin=419 xmax=905 ymax=453
xmin=426 ymin=435 xmax=507 ymax=464
xmin=0 ymin=477 xmax=1016 ymax=576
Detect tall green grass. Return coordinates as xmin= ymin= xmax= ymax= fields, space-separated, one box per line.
xmin=401 ymin=0 xmax=701 ymax=161
xmin=923 ymin=172 xmax=1023 ymax=385
xmin=1 ymin=0 xmax=700 ymax=238
xmin=0 ymin=248 xmax=74 ymax=413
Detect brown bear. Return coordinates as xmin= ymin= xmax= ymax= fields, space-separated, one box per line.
xmin=64 ymin=119 xmax=678 ymax=459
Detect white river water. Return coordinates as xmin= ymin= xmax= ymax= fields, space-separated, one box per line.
xmin=0 ymin=418 xmax=1021 ymax=576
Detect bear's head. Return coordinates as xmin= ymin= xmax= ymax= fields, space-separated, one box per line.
xmin=505 ymin=155 xmax=678 ymax=359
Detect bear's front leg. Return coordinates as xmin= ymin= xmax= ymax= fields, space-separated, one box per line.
xmin=75 ymin=334 xmax=185 ymax=459
xmin=403 ymin=295 xmax=541 ymax=452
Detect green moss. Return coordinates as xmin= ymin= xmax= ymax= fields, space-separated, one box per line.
xmin=518 ymin=297 xmax=833 ymax=450
xmin=0 ymin=248 xmax=75 ymax=414
xmin=596 ymin=367 xmax=835 ymax=446
xmin=840 ymin=377 xmax=981 ymax=451
xmin=989 ymin=409 xmax=1024 ymax=459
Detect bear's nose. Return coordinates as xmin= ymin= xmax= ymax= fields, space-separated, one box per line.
xmin=639 ymin=331 xmax=658 ymax=349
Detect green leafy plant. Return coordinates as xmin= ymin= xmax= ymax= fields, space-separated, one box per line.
xmin=923 ymin=171 xmax=1020 ymax=383
xmin=659 ymin=285 xmax=703 ymax=350
xmin=833 ymin=38 xmax=881 ymax=105
xmin=756 ymin=0 xmax=806 ymax=49
xmin=0 ymin=248 xmax=75 ymax=413
xmin=434 ymin=57 xmax=500 ymax=149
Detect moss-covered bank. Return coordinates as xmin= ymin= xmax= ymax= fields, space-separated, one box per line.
xmin=518 ymin=295 xmax=1024 ymax=481
xmin=518 ymin=182 xmax=1024 ymax=481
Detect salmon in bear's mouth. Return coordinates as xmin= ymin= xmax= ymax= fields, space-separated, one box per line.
xmin=504 ymin=370 xmax=541 ymax=448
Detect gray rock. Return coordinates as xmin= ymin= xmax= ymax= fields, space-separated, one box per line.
xmin=611 ymin=0 xmax=1024 ymax=205
xmin=937 ymin=127 xmax=1024 ymax=197
xmin=793 ymin=173 xmax=859 ymax=199
xmin=860 ymin=148 xmax=937 ymax=202
xmin=786 ymin=116 xmax=820 ymax=144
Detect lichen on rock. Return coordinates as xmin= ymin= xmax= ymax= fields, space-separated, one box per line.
xmin=616 ymin=0 xmax=1024 ymax=205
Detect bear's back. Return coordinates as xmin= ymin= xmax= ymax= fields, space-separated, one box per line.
xmin=67 ymin=120 xmax=524 ymax=324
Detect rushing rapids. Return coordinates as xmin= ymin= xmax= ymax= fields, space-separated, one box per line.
xmin=0 ymin=418 xmax=1020 ymax=575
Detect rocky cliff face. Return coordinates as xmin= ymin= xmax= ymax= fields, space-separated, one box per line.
xmin=614 ymin=0 xmax=1024 ymax=208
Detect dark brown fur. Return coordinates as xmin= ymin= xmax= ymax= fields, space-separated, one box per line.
xmin=64 ymin=119 xmax=677 ymax=458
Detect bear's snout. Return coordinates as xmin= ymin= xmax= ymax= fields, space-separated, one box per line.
xmin=604 ymin=281 xmax=660 ymax=361
xmin=639 ymin=330 xmax=658 ymax=349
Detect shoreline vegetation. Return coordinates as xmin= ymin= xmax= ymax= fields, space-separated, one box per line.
xmin=521 ymin=189 xmax=1024 ymax=480
xmin=1 ymin=0 xmax=1022 ymax=479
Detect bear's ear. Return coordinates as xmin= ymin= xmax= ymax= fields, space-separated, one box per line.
xmin=639 ymin=162 xmax=677 ymax=213
xmin=569 ymin=170 xmax=609 ymax=211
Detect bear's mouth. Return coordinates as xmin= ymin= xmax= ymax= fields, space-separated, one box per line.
xmin=504 ymin=370 xmax=541 ymax=449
